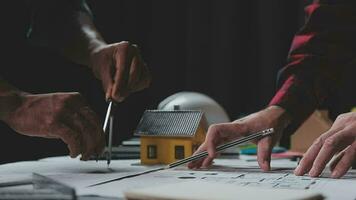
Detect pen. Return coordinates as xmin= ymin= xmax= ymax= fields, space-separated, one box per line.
xmin=88 ymin=128 xmax=274 ymax=187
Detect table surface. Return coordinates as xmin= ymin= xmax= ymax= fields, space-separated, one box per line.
xmin=0 ymin=156 xmax=355 ymax=200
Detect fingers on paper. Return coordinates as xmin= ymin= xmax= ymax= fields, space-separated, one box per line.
xmin=257 ymin=136 xmax=273 ymax=171
xmin=295 ymin=128 xmax=355 ymax=177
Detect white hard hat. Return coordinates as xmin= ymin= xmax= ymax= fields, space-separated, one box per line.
xmin=158 ymin=91 xmax=230 ymax=126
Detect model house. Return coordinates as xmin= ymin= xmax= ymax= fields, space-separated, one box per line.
xmin=134 ymin=109 xmax=207 ymax=165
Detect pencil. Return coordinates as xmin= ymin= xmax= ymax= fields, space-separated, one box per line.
xmin=88 ymin=128 xmax=274 ymax=187
xmin=166 ymin=128 xmax=274 ymax=168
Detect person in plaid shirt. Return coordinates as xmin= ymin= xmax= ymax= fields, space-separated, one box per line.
xmin=189 ymin=0 xmax=356 ymax=178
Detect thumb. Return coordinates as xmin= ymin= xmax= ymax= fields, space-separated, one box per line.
xmin=105 ymin=84 xmax=113 ymax=101
xmin=101 ymin=71 xmax=113 ymax=101
xmin=207 ymin=145 xmax=217 ymax=159
xmin=202 ymin=142 xmax=217 ymax=168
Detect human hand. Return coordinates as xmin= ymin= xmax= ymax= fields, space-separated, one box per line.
xmin=90 ymin=41 xmax=151 ymax=102
xmin=2 ymin=92 xmax=105 ymax=160
xmin=188 ymin=106 xmax=290 ymax=171
xmin=294 ymin=112 xmax=356 ymax=178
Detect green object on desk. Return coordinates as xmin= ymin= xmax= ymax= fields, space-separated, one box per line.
xmin=240 ymin=146 xmax=287 ymax=155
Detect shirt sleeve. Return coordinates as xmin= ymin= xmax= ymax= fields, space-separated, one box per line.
xmin=269 ymin=0 xmax=356 ymax=135
xmin=27 ymin=0 xmax=92 ymax=47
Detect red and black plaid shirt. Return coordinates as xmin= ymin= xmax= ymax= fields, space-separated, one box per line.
xmin=269 ymin=0 xmax=356 ymax=135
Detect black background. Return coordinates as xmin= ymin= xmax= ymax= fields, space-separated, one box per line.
xmin=1 ymin=0 xmax=355 ymax=164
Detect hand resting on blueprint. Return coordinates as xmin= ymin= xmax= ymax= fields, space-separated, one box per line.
xmin=90 ymin=41 xmax=151 ymax=102
xmin=188 ymin=105 xmax=291 ymax=171
xmin=295 ymin=112 xmax=356 ymax=178
xmin=1 ymin=91 xmax=105 ymax=160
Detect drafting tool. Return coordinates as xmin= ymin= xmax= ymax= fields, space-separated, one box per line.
xmin=108 ymin=114 xmax=114 ymax=166
xmin=103 ymin=101 xmax=113 ymax=133
xmin=0 ymin=179 xmax=32 ymax=187
xmin=32 ymin=173 xmax=76 ymax=199
xmin=0 ymin=173 xmax=76 ymax=200
xmin=88 ymin=128 xmax=274 ymax=187
xmin=103 ymin=100 xmax=114 ymax=167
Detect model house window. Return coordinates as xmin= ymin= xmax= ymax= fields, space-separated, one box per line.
xmin=147 ymin=145 xmax=157 ymax=159
xmin=175 ymin=145 xmax=185 ymax=159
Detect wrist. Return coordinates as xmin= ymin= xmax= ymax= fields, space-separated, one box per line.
xmin=88 ymin=43 xmax=111 ymax=79
xmin=88 ymin=41 xmax=107 ymax=57
xmin=79 ymin=11 xmax=107 ymax=57
xmin=264 ymin=105 xmax=291 ymax=130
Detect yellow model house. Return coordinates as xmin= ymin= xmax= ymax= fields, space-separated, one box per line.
xmin=134 ymin=110 xmax=207 ymax=165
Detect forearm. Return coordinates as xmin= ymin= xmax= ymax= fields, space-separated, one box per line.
xmin=269 ymin=1 xmax=356 ymax=135
xmin=0 ymin=79 xmax=25 ymax=121
xmin=268 ymin=73 xmax=319 ymax=135
xmin=28 ymin=0 xmax=107 ymax=67
xmin=59 ymin=11 xmax=107 ymax=66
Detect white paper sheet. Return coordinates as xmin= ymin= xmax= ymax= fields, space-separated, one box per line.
xmin=75 ymin=159 xmax=356 ymax=200
xmin=0 ymin=157 xmax=355 ymax=200
xmin=76 ymin=168 xmax=326 ymax=198
xmin=124 ymin=180 xmax=324 ymax=200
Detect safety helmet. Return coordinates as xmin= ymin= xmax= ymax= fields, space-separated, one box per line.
xmin=158 ymin=91 xmax=230 ymax=126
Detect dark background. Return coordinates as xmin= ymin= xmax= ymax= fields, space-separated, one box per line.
xmin=2 ymin=0 xmax=355 ymax=164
